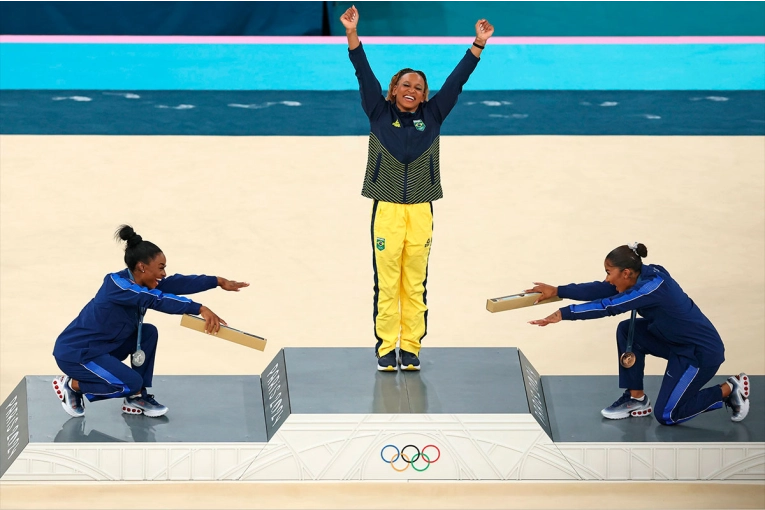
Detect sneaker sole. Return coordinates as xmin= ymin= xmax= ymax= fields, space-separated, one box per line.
xmin=121 ymin=403 xmax=168 ymax=418
xmin=377 ymin=365 xmax=397 ymax=372
xmin=737 ymin=373 xmax=750 ymax=399
xmin=732 ymin=397 xmax=750 ymax=422
xmin=601 ymin=406 xmax=653 ymax=420
xmin=52 ymin=378 xmax=84 ymax=418
xmin=399 ymin=364 xmax=420 ymax=371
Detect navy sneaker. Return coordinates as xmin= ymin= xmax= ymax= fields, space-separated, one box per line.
xmin=601 ymin=390 xmax=653 ymax=419
xmin=377 ymin=350 xmax=398 ymax=372
xmin=52 ymin=375 xmax=85 ymax=418
xmin=122 ymin=391 xmax=168 ymax=417
xmin=398 ymin=350 xmax=421 ymax=371
xmin=725 ymin=373 xmax=750 ymax=422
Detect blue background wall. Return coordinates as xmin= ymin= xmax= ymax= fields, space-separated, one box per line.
xmin=2 ymin=1 xmax=763 ymax=36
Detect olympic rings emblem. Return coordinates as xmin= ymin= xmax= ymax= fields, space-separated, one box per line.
xmin=380 ymin=444 xmax=441 ymax=472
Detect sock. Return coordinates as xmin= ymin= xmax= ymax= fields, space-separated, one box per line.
xmin=725 ymin=380 xmax=733 ymax=392
xmin=632 ymin=395 xmax=645 ymax=401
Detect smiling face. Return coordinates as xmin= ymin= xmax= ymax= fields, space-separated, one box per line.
xmin=134 ymin=252 xmax=167 ymax=289
xmin=392 ymin=72 xmax=426 ymax=112
xmin=604 ymin=259 xmax=638 ymax=293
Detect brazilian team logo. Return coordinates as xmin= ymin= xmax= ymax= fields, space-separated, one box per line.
xmin=376 ymin=237 xmax=386 ymax=251
xmin=414 ymin=119 xmax=426 ymax=131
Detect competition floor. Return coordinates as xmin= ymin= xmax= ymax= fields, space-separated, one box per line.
xmin=1 ymin=135 xmax=764 ymax=507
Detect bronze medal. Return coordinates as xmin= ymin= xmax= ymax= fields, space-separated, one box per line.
xmin=620 ymin=351 xmax=636 ymax=368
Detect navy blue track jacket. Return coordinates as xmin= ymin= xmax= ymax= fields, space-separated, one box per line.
xmin=558 ymin=264 xmax=725 ymax=367
xmin=349 ymin=42 xmax=479 ymax=204
xmin=53 ymin=269 xmax=217 ymax=363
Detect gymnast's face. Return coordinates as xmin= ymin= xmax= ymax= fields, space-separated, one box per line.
xmin=604 ymin=259 xmax=637 ymax=293
xmin=135 ymin=253 xmax=167 ymax=290
xmin=392 ymin=73 xmax=426 ymax=112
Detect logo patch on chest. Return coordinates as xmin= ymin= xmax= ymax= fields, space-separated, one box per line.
xmin=414 ymin=119 xmax=426 ymax=131
xmin=392 ymin=119 xmax=401 ymax=128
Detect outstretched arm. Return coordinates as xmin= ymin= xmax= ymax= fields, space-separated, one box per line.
xmin=430 ymin=19 xmax=495 ymax=122
xmin=530 ymin=276 xmax=666 ymax=326
xmin=342 ymin=5 xmax=386 ymax=119
xmin=156 ymin=274 xmax=218 ymax=295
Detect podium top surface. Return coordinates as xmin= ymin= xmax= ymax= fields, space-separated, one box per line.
xmin=26 ymin=375 xmax=267 ymax=443
xmin=283 ymin=347 xmax=530 ymax=415
xmin=545 ymin=375 xmax=765 ymax=443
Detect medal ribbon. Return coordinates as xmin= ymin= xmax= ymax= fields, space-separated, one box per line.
xmin=127 ymin=269 xmax=146 ymax=360
xmin=625 ymin=309 xmax=637 ymax=353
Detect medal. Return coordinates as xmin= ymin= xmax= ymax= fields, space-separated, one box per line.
xmin=620 ymin=351 xmax=636 ymax=368
xmin=132 ymin=349 xmax=146 ymax=366
xmin=620 ymin=309 xmax=638 ymax=369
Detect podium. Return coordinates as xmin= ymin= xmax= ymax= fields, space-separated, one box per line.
xmin=2 ymin=348 xmax=763 ymax=481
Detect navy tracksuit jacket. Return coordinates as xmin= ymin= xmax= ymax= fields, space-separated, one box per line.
xmin=349 ymin=42 xmax=479 ymax=204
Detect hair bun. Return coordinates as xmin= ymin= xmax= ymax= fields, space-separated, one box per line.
xmin=126 ymin=233 xmax=142 ymax=248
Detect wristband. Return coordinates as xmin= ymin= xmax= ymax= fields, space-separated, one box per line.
xmin=473 ymin=41 xmax=485 ymax=50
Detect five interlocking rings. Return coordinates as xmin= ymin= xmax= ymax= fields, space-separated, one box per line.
xmin=380 ymin=444 xmax=441 ymax=472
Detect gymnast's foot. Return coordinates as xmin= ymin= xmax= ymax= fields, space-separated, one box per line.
xmin=398 ymin=350 xmax=421 ymax=371
xmin=601 ymin=390 xmax=652 ymax=419
xmin=122 ymin=390 xmax=168 ymax=418
xmin=377 ymin=350 xmax=398 ymax=372
xmin=52 ymin=375 xmax=85 ymax=418
xmin=725 ymin=373 xmax=750 ymax=422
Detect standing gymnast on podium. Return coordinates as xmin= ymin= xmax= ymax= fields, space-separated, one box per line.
xmin=340 ymin=4 xmax=494 ymax=372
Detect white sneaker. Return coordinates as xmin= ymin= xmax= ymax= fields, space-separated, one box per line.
xmin=52 ymin=375 xmax=85 ymax=418
xmin=122 ymin=392 xmax=168 ymax=418
xmin=726 ymin=373 xmax=750 ymax=422
xmin=601 ymin=391 xmax=653 ymax=419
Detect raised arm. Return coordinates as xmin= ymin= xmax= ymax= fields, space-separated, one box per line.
xmin=429 ymin=19 xmax=494 ymax=123
xmin=341 ymin=5 xmax=386 ymax=119
xmin=340 ymin=5 xmax=360 ymax=50
xmin=470 ymin=19 xmax=493 ymax=59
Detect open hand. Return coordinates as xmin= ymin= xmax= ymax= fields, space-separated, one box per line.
xmin=217 ymin=277 xmax=249 ymax=292
xmin=529 ymin=310 xmax=562 ymax=327
xmin=475 ymin=19 xmax=494 ymax=42
xmin=340 ymin=5 xmax=359 ymax=30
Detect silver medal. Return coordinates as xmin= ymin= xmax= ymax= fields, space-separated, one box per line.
xmin=132 ymin=349 xmax=146 ymax=367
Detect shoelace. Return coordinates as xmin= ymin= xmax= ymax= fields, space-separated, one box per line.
xmin=142 ymin=394 xmax=161 ymax=406
xmin=610 ymin=391 xmax=633 ymax=408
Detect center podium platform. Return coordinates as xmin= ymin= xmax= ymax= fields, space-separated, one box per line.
xmin=2 ymin=348 xmax=763 ymax=481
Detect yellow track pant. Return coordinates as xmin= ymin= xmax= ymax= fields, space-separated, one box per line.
xmin=371 ymin=200 xmax=433 ymax=358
